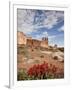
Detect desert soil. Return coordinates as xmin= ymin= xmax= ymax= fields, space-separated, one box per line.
xmin=17 ymin=45 xmax=64 ymax=74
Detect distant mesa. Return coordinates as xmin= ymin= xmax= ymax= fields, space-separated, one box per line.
xmin=17 ymin=31 xmax=48 ymax=48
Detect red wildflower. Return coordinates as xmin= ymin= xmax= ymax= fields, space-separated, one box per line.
xmin=27 ymin=61 xmax=58 ymax=79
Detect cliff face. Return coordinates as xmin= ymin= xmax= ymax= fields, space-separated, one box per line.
xmin=17 ymin=31 xmax=27 ymax=45
xmin=41 ymin=41 xmax=48 ymax=48
xmin=27 ymin=39 xmax=41 ymax=47
xmin=17 ymin=31 xmax=48 ymax=48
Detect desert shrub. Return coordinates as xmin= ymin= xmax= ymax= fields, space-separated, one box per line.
xmin=58 ymin=48 xmax=64 ymax=52
xmin=17 ymin=71 xmax=25 ymax=80
xmin=40 ymin=55 xmax=44 ymax=58
xmin=17 ymin=69 xmax=28 ymax=80
xmin=53 ymin=56 xmax=58 ymax=60
xmin=32 ymin=49 xmax=34 ymax=52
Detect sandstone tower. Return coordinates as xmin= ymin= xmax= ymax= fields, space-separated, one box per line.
xmin=17 ymin=31 xmax=27 ymax=45
xmin=40 ymin=37 xmax=48 ymax=48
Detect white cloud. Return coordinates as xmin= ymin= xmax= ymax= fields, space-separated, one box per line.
xmin=48 ymin=35 xmax=56 ymax=39
xmin=48 ymin=34 xmax=64 ymax=47
xmin=18 ymin=26 xmax=33 ymax=34
xmin=17 ymin=9 xmax=64 ymax=34
xmin=38 ymin=11 xmax=64 ymax=29
xmin=42 ymin=32 xmax=48 ymax=37
xmin=58 ymin=26 xmax=64 ymax=32
xmin=33 ymin=31 xmax=48 ymax=40
xmin=17 ymin=9 xmax=35 ymax=34
xmin=33 ymin=11 xmax=63 ymax=29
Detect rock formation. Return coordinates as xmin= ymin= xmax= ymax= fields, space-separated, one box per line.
xmin=17 ymin=31 xmax=27 ymax=45
xmin=17 ymin=31 xmax=48 ymax=48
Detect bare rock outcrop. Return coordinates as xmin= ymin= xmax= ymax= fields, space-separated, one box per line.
xmin=17 ymin=31 xmax=27 ymax=45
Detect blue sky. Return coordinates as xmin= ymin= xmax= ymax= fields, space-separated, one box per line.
xmin=17 ymin=9 xmax=64 ymax=47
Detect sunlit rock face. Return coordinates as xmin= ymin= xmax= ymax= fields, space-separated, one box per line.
xmin=40 ymin=37 xmax=48 ymax=48
xmin=17 ymin=31 xmax=48 ymax=48
xmin=17 ymin=31 xmax=27 ymax=45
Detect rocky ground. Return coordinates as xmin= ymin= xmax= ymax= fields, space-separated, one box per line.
xmin=17 ymin=44 xmax=64 ymax=79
